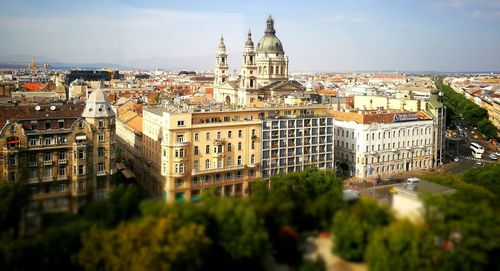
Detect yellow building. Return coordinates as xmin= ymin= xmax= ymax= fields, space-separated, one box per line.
xmin=0 ymin=89 xmax=116 ymax=230
xmin=140 ymin=105 xmax=334 ymax=202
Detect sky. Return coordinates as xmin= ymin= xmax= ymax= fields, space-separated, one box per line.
xmin=1 ymin=0 xmax=499 ymax=72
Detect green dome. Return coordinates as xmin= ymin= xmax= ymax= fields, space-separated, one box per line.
xmin=256 ymin=34 xmax=284 ymax=53
xmin=256 ymin=15 xmax=284 ymax=54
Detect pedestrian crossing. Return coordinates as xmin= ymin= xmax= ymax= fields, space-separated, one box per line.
xmin=460 ymin=156 xmax=497 ymax=164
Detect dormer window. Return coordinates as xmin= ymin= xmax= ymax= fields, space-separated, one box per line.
xmin=98 ymin=120 xmax=104 ymax=128
xmin=78 ymin=121 xmax=84 ymax=129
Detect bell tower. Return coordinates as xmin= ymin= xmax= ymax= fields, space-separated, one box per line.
xmin=240 ymin=30 xmax=257 ymax=89
xmin=214 ymin=35 xmax=229 ymax=86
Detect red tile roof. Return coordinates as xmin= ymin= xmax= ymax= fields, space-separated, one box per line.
xmin=22 ymin=82 xmax=45 ymax=91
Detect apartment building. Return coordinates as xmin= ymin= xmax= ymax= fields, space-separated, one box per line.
xmin=332 ymin=110 xmax=435 ymax=179
xmin=139 ymin=105 xmax=333 ymax=202
xmin=0 ymin=89 xmax=116 ymax=229
xmin=261 ymin=116 xmax=334 ymax=178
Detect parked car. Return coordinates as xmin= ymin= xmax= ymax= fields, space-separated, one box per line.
xmin=489 ymin=153 xmax=497 ymax=160
xmin=454 ymin=157 xmax=459 ymax=162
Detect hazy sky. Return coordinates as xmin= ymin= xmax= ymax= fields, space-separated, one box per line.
xmin=1 ymin=0 xmax=499 ymax=71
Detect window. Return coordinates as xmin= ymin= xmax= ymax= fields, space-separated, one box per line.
xmin=176 ymin=135 xmax=184 ymax=142
xmin=217 ymin=132 xmax=221 ymax=139
xmin=59 ymin=166 xmax=66 ymax=176
xmin=58 ymin=152 xmax=66 ymax=160
xmin=205 ymin=145 xmax=210 ymax=154
xmin=194 ymin=146 xmax=199 ymax=155
xmin=177 ymin=120 xmax=185 ymax=126
xmin=78 ymin=149 xmax=85 ymax=159
xmin=238 ymin=142 xmax=242 ymax=151
xmin=78 ymin=121 xmax=84 ymax=128
xmin=44 ymin=152 xmax=51 ymax=161
xmin=7 ymin=155 xmax=16 ymax=166
xmin=78 ymin=165 xmax=85 ymax=175
xmin=227 ymin=157 xmax=232 ymax=166
xmin=251 ymin=154 xmax=255 ymax=164
xmin=238 ymin=130 xmax=242 ymax=138
xmin=194 ymin=133 xmax=199 ymax=141
xmin=98 ymin=120 xmax=104 ymax=128
xmin=205 ymin=159 xmax=210 ymax=169
xmin=44 ymin=137 xmax=52 ymax=145
xmin=58 ymin=120 xmax=64 ymax=129
xmin=251 ymin=141 xmax=255 ymax=149
xmin=98 ymin=133 xmax=104 ymax=142
xmin=31 ymin=121 xmax=37 ymax=130
xmin=44 ymin=167 xmax=52 ymax=178
xmin=217 ymin=159 xmax=223 ymax=168
xmin=206 ymin=132 xmax=210 ymax=140
xmin=45 ymin=121 xmax=51 ymax=129
xmin=237 ymin=155 xmax=242 ymax=165
xmin=236 ymin=171 xmax=242 ymax=178
xmin=193 ymin=160 xmax=199 ymax=170
xmin=98 ymin=147 xmax=105 ymax=157
xmin=29 ymin=138 xmax=37 ymax=146
xmin=30 ymin=168 xmax=37 ymax=179
xmin=252 ymin=129 xmax=256 ymax=136
xmin=57 ymin=136 xmax=67 ymax=144
xmin=227 ymin=143 xmax=232 ymax=151
xmin=225 ymin=172 xmax=232 ymax=179
xmin=227 ymin=131 xmax=232 ymax=138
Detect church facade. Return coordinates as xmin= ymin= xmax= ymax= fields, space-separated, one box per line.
xmin=213 ymin=15 xmax=305 ymax=106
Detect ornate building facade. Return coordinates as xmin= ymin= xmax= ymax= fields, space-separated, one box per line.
xmin=0 ymin=89 xmax=116 ymax=230
xmin=214 ymin=15 xmax=304 ymax=106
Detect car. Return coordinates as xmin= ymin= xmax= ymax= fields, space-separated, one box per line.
xmin=495 ymin=152 xmax=500 ymax=156
xmin=405 ymin=177 xmax=421 ymax=185
xmin=477 ymin=161 xmax=483 ymax=165
xmin=454 ymin=157 xmax=459 ymax=162
xmin=489 ymin=153 xmax=497 ymax=160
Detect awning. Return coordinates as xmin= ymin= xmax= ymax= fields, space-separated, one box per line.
xmin=116 ymin=163 xmax=125 ymax=171
xmin=75 ymin=135 xmax=87 ymax=141
xmin=121 ymin=169 xmax=134 ymax=179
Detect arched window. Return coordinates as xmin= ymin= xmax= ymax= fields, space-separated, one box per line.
xmin=237 ymin=155 xmax=242 ymax=165
xmin=205 ymin=159 xmax=210 ymax=169
xmin=227 ymin=143 xmax=232 ymax=151
xmin=227 ymin=157 xmax=232 ymax=166
xmin=251 ymin=154 xmax=255 ymax=164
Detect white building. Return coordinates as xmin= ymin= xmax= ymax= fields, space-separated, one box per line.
xmin=332 ymin=110 xmax=436 ymax=179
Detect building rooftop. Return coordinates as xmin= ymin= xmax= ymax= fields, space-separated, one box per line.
xmin=331 ymin=109 xmax=432 ymax=124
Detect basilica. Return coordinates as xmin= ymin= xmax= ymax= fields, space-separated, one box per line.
xmin=213 ymin=15 xmax=305 ymax=106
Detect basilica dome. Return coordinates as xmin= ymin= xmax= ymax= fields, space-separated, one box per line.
xmin=256 ymin=15 xmax=284 ymax=54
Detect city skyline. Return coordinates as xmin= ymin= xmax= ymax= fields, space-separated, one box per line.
xmin=1 ymin=0 xmax=500 ymax=72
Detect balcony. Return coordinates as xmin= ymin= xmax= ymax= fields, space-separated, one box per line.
xmin=42 ymin=176 xmax=54 ymax=182
xmin=246 ymin=163 xmax=260 ymax=168
xmin=29 ymin=162 xmax=38 ymax=167
xmin=28 ymin=178 xmax=38 ymax=183
xmin=58 ymin=159 xmax=67 ymax=164
xmin=173 ymin=170 xmax=188 ymax=177
xmin=191 ymin=164 xmax=245 ymax=176
xmin=174 ymin=141 xmax=189 ymax=147
xmin=369 ymin=151 xmax=377 ymax=155
xmin=213 ymin=138 xmax=226 ymax=145
xmin=44 ymin=160 xmax=53 ymax=166
xmin=96 ymin=171 xmax=107 ymax=176
xmin=212 ymin=152 xmax=224 ymax=158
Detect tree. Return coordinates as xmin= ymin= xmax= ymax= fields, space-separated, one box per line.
xmin=83 ymin=184 xmax=143 ymax=227
xmin=423 ymin=195 xmax=500 ymax=271
xmin=331 ymin=198 xmax=392 ymax=262
xmin=365 ymin=220 xmax=438 ymax=271
xmin=0 ymin=181 xmax=29 ymax=234
xmin=206 ymin=198 xmax=271 ymax=269
xmin=76 ymin=214 xmax=210 ymax=271
xmin=461 ymin=164 xmax=500 ymax=196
